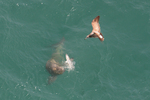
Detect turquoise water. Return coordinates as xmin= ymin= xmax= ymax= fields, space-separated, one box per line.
xmin=0 ymin=0 xmax=150 ymax=99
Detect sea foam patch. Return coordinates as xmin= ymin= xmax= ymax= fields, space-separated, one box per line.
xmin=64 ymin=54 xmax=75 ymax=72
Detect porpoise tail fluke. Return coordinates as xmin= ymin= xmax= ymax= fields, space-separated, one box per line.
xmin=85 ymin=16 xmax=104 ymax=41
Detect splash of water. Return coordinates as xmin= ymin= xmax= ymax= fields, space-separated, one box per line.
xmin=63 ymin=54 xmax=75 ymax=72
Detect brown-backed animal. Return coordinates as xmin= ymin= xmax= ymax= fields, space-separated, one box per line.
xmin=85 ymin=16 xmax=104 ymax=41
xmin=46 ymin=39 xmax=65 ymax=84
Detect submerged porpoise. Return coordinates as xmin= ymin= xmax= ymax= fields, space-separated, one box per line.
xmin=85 ymin=16 xmax=104 ymax=41
xmin=46 ymin=38 xmax=75 ymax=84
xmin=46 ymin=39 xmax=65 ymax=84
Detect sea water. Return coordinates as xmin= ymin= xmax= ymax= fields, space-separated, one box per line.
xmin=0 ymin=0 xmax=150 ymax=100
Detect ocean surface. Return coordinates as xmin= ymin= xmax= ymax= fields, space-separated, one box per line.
xmin=0 ymin=0 xmax=150 ymax=100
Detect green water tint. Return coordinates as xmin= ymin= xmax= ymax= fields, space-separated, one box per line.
xmin=1 ymin=0 xmax=150 ymax=99
xmin=51 ymin=39 xmax=65 ymax=64
xmin=46 ymin=38 xmax=66 ymax=84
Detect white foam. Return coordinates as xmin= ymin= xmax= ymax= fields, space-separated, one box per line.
xmin=64 ymin=54 xmax=75 ymax=72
